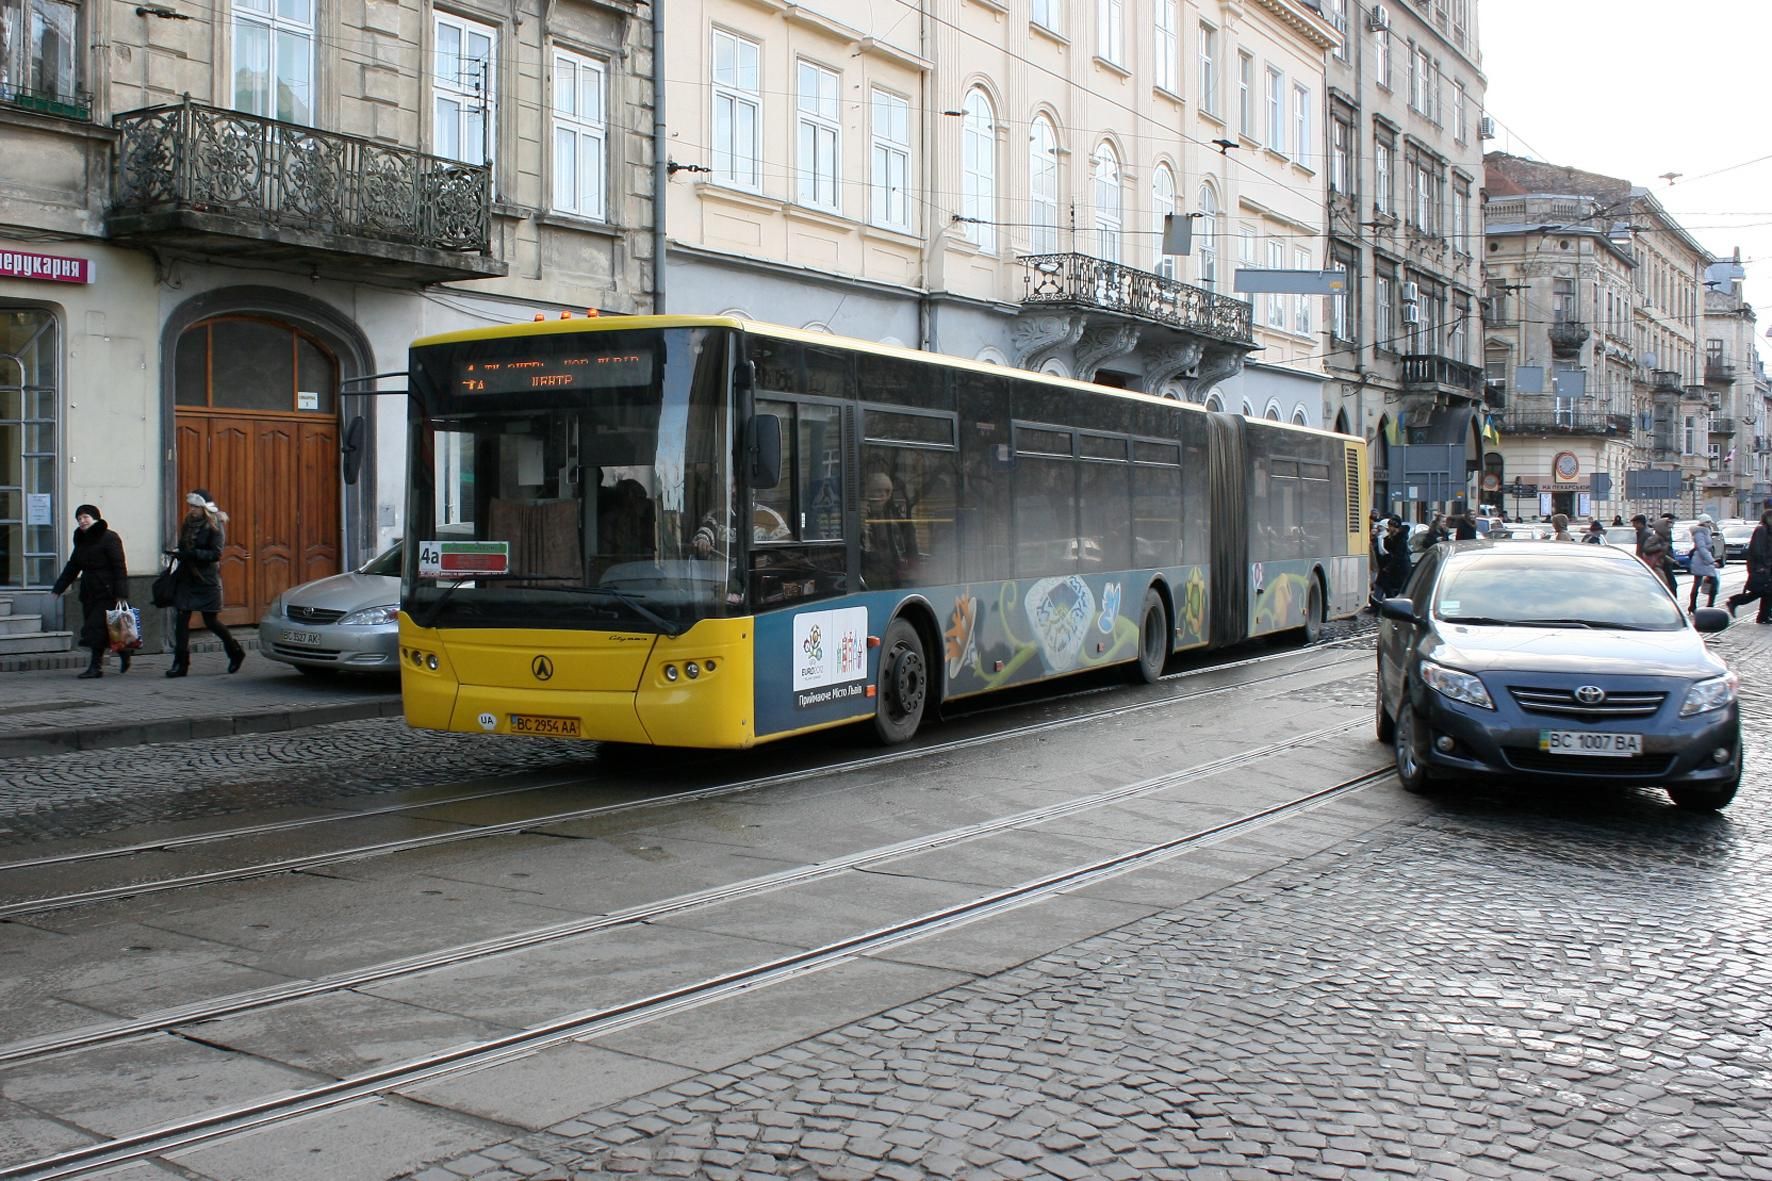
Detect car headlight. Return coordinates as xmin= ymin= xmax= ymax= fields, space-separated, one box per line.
xmin=1419 ymin=660 xmax=1494 ymax=709
xmin=1680 ymin=671 xmax=1739 ymax=717
xmin=337 ymin=604 xmax=400 ymax=627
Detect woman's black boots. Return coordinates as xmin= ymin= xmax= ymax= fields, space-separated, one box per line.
xmin=225 ymin=640 xmax=246 ymax=674
xmin=76 ymin=648 xmax=102 ymax=679
xmin=165 ymin=660 xmax=187 ymax=678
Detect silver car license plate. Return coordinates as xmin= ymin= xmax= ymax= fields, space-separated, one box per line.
xmin=1539 ymin=730 xmax=1642 ymax=758
xmin=282 ymin=628 xmax=323 ymax=646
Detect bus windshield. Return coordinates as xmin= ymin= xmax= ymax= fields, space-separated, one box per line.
xmin=404 ymin=325 xmax=735 ymax=632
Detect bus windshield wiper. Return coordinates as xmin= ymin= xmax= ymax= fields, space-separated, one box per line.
xmin=411 ymin=574 xmax=683 ymax=636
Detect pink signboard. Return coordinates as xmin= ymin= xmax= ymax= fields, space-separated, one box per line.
xmin=0 ymin=250 xmax=92 ymax=284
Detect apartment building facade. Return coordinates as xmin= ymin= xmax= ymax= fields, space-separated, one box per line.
xmin=1318 ymin=0 xmax=1485 ymax=516
xmin=1699 ymin=257 xmax=1767 ymax=519
xmin=660 ymin=0 xmax=1338 ymax=423
xmin=0 ymin=0 xmax=657 ymax=629
xmin=1484 ymin=153 xmax=1715 ymax=522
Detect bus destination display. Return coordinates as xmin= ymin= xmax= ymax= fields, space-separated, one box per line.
xmin=456 ymin=349 xmax=653 ymax=395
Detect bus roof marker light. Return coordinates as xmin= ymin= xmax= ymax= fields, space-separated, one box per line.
xmin=586 ymin=308 xmax=599 ymax=317
xmin=533 ymin=313 xmax=546 ymax=321
xmin=560 ymin=310 xmax=573 ymax=319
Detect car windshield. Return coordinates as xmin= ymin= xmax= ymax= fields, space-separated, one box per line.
xmin=1434 ymin=553 xmax=1687 ymax=631
xmin=359 ymin=542 xmax=402 ymax=577
xmin=1724 ymin=525 xmax=1755 ymax=542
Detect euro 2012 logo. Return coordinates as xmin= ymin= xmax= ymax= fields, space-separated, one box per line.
xmin=802 ymin=624 xmax=824 ymax=663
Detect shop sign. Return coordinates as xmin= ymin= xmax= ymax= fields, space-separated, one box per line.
xmin=0 ymin=250 xmax=92 ymax=284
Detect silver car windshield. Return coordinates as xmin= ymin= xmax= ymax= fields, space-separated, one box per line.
xmin=1435 ymin=556 xmax=1688 ymax=631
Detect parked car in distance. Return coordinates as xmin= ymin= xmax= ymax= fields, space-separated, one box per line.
xmin=1603 ymin=526 xmax=1640 ymax=548
xmin=1490 ymin=524 xmax=1549 ymax=541
xmin=1720 ymin=520 xmax=1756 ymax=561
xmin=1375 ymin=540 xmax=1741 ymax=811
xmin=259 ymin=541 xmax=402 ymax=677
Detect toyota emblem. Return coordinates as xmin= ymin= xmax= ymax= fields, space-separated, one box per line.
xmin=531 ymin=655 xmax=554 ymax=681
xmin=1573 ymin=685 xmax=1605 ymax=705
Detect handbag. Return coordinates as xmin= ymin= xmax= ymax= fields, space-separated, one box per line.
xmin=106 ymin=602 xmax=144 ymax=651
xmin=151 ymin=559 xmax=178 ymax=609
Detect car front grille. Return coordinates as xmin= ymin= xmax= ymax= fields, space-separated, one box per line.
xmin=285 ymin=605 xmax=347 ymax=624
xmin=1508 ymin=686 xmax=1666 ymax=720
xmin=1504 ymin=749 xmax=1676 ymax=778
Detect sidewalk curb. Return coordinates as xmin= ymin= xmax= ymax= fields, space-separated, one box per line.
xmin=0 ymin=697 xmax=405 ymax=759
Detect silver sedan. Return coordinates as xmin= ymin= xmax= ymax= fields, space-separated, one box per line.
xmin=258 ymin=542 xmax=402 ymax=676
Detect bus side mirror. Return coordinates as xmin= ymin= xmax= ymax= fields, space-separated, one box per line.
xmin=750 ymin=413 xmax=782 ymax=489
xmin=341 ymin=416 xmax=366 ymax=485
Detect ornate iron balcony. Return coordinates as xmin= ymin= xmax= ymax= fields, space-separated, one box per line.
xmin=110 ymin=99 xmax=501 ymax=280
xmin=1651 ymin=369 xmax=1682 ymax=394
xmin=1399 ymin=353 xmax=1484 ymax=395
xmin=1705 ymin=357 xmax=1737 ymax=386
xmin=1547 ymin=319 xmax=1589 ymax=355
xmin=1501 ymin=410 xmax=1632 ymax=437
xmin=1020 ymin=253 xmax=1254 ymax=344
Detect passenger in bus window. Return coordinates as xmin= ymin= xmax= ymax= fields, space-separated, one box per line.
xmin=862 ymin=470 xmax=916 ymax=589
xmin=599 ymin=479 xmax=655 ymax=563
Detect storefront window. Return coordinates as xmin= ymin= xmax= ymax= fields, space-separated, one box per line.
xmin=0 ymin=307 xmax=60 ymax=586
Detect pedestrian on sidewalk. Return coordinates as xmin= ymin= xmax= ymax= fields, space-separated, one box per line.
xmin=1725 ymin=507 xmax=1772 ymax=623
xmin=164 ymin=489 xmax=245 ymax=677
xmin=1687 ymin=516 xmax=1720 ymax=613
xmin=51 ymin=504 xmax=130 ymax=678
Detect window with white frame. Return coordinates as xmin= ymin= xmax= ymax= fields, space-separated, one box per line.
xmin=1329 ymin=113 xmax=1352 ymax=193
xmin=1451 ymin=180 xmax=1469 ymax=254
xmin=961 ymin=88 xmax=996 ymax=253
xmin=1091 ymin=142 xmax=1121 ymax=263
xmin=711 ymin=29 xmax=760 ymax=190
xmin=1406 ymin=40 xmax=1421 ymax=110
xmin=434 ymin=12 xmax=495 ymax=165
xmin=1375 ymin=274 xmax=1393 ymax=348
xmin=1097 ymin=0 xmax=1123 ymax=66
xmin=234 ymin=0 xmax=313 ymax=123
xmin=1198 ymin=22 xmax=1218 ymax=115
xmin=3 ymin=0 xmax=82 ymax=111
xmin=1374 ymin=136 xmax=1393 ymax=215
xmin=1378 ymin=27 xmax=1392 ymax=90
xmin=1197 ymin=182 xmax=1219 ymax=289
xmin=1032 ymin=0 xmax=1061 ymax=33
xmin=796 ymin=61 xmax=840 ymax=211
xmin=1331 ymin=246 xmax=1357 ymax=341
xmin=1265 ymin=66 xmax=1284 ymax=152
xmin=1454 ymin=80 xmax=1467 ymax=141
xmin=1029 ymin=116 xmax=1059 ymax=253
xmin=1152 ymin=165 xmax=1177 ymax=278
xmin=1328 ymin=0 xmax=1348 ymax=59
xmin=1237 ymin=51 xmax=1254 ymax=137
xmin=1450 ymin=293 xmax=1469 ymax=362
xmin=1153 ymin=0 xmax=1177 ymax=92
xmin=1238 ymin=223 xmax=1256 ymax=271
xmin=551 ymin=50 xmax=605 ymax=219
xmin=1292 ymin=84 xmax=1310 ymax=167
xmin=1266 ymin=239 xmax=1285 ymax=328
xmin=870 ymin=88 xmax=911 ymax=230
xmin=1294 ymin=246 xmax=1311 ymax=335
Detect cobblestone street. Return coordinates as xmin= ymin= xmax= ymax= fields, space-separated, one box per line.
xmin=403 ymin=621 xmax=1772 ymax=1181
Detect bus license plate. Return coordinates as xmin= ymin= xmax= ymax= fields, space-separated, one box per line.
xmin=1540 ymin=730 xmax=1642 ymax=758
xmin=509 ymin=714 xmax=581 ymax=737
xmin=281 ymin=629 xmax=322 ymax=646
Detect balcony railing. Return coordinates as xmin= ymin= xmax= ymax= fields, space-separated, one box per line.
xmin=1547 ymin=319 xmax=1590 ymax=355
xmin=1711 ymin=417 xmax=1738 ymax=436
xmin=1399 ymin=353 xmax=1484 ymax=395
xmin=1651 ymin=369 xmax=1683 ymax=394
xmin=0 ymin=81 xmax=91 ymax=121
xmin=1502 ymin=410 xmax=1633 ymax=437
xmin=1020 ymin=253 xmax=1254 ymax=343
xmin=111 ymin=99 xmax=493 ymax=257
xmin=1706 ymin=357 xmax=1738 ymax=386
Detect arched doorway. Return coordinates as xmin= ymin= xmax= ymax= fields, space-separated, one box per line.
xmin=173 ymin=315 xmax=340 ymax=625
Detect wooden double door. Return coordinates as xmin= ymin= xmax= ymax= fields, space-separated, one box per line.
xmin=174 ymin=413 xmax=339 ymax=627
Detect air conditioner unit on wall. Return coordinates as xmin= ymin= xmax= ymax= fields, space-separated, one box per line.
xmin=1401 ymin=302 xmax=1421 ymax=325
xmin=1368 ymin=4 xmax=1391 ymax=32
xmin=1478 ymin=115 xmax=1496 ymax=139
xmin=1401 ymin=281 xmax=1420 ymax=303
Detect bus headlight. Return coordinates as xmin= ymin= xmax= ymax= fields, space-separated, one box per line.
xmin=685 ymin=661 xmax=700 ymax=679
xmin=664 ymin=664 xmax=678 ymax=682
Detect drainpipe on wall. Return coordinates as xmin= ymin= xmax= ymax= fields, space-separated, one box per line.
xmin=652 ymin=1 xmax=667 ymax=313
xmin=917 ymin=0 xmax=935 ymax=351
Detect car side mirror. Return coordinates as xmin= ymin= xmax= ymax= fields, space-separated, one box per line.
xmin=1378 ymin=596 xmax=1424 ymax=626
xmin=1691 ymin=606 xmax=1731 ymax=633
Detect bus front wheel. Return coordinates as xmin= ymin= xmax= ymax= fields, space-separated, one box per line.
xmin=1129 ymin=588 xmax=1168 ymax=684
xmin=873 ymin=618 xmax=928 ymax=744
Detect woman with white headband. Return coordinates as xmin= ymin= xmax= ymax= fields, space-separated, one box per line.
xmin=162 ymin=488 xmax=245 ymax=677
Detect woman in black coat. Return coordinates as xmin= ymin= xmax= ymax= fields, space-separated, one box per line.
xmin=165 ymin=488 xmax=245 ymax=677
xmin=52 ymin=504 xmax=130 ymax=678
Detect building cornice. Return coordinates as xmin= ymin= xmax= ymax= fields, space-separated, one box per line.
xmin=1248 ymin=0 xmax=1342 ymax=53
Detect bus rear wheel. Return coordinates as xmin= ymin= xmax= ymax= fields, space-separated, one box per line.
xmin=1301 ymin=579 xmax=1324 ymax=645
xmin=873 ymin=618 xmax=928 ymax=745
xmin=1129 ymin=588 xmax=1168 ymax=684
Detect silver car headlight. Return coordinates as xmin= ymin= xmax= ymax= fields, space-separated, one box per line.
xmin=1420 ymin=660 xmax=1494 ymax=709
xmin=1680 ymin=671 xmax=1739 ymax=718
xmin=337 ymin=604 xmax=400 ymax=627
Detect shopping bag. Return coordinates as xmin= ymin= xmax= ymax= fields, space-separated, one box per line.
xmin=151 ymin=561 xmax=177 ymax=608
xmin=106 ymin=602 xmax=143 ymax=651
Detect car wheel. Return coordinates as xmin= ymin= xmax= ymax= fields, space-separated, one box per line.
xmin=1301 ymin=579 xmax=1324 ymax=645
xmin=1666 ymin=778 xmax=1738 ymax=812
xmin=1375 ymin=676 xmax=1395 ymax=744
xmin=1128 ymin=588 xmax=1168 ymax=684
xmin=1393 ymin=703 xmax=1434 ymax=793
xmin=873 ymin=618 xmax=928 ymax=745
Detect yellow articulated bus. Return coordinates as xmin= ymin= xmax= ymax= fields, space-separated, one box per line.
xmin=398 ymin=315 xmax=1369 ymax=749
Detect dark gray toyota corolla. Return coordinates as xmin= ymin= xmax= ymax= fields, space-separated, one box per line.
xmin=1375 ymin=540 xmax=1742 ymax=810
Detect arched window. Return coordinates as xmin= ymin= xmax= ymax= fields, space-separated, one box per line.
xmin=1029 ymin=116 xmax=1059 ymax=253
xmin=961 ymin=89 xmax=997 ymax=253
xmin=1265 ymin=400 xmax=1283 ymax=421
xmin=1241 ymin=399 xmax=1255 ymax=418
xmin=1205 ymin=393 xmax=1224 ymax=412
xmin=1092 ymin=142 xmax=1122 ymax=263
xmin=1152 ymin=165 xmax=1177 ymax=279
xmin=1197 ymin=181 xmax=1220 ymax=290
xmin=1293 ymin=408 xmax=1310 ymax=427
xmin=1040 ymin=357 xmax=1070 ymax=378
